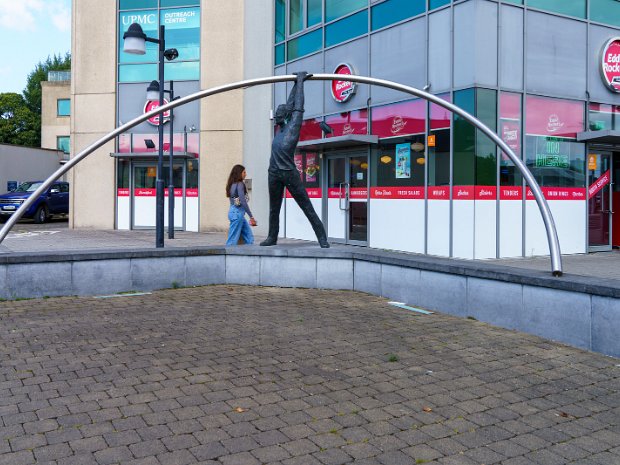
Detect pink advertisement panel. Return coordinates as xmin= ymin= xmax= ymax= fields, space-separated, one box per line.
xmin=371 ymin=100 xmax=425 ymax=138
xmin=325 ymin=109 xmax=368 ymax=137
xmin=526 ymin=96 xmax=584 ymax=138
xmin=299 ymin=118 xmax=322 ymax=141
xmin=430 ymin=93 xmax=451 ymax=130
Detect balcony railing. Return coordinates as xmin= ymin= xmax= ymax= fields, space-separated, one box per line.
xmin=47 ymin=71 xmax=71 ymax=82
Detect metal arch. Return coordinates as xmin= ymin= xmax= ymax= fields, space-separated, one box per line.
xmin=0 ymin=74 xmax=563 ymax=275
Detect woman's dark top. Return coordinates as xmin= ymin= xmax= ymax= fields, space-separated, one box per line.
xmin=229 ymin=182 xmax=253 ymax=218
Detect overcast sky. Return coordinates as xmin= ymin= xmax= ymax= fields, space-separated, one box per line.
xmin=0 ymin=0 xmax=71 ymax=94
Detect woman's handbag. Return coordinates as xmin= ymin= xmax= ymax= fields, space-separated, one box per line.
xmin=233 ymin=184 xmax=250 ymax=207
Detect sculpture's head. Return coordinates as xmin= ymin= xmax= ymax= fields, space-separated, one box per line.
xmin=275 ymin=104 xmax=293 ymax=127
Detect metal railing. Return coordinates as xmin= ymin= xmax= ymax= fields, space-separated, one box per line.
xmin=47 ymin=71 xmax=71 ymax=82
xmin=0 ymin=74 xmax=563 ymax=275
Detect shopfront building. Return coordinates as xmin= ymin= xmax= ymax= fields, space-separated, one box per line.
xmin=273 ymin=0 xmax=620 ymax=257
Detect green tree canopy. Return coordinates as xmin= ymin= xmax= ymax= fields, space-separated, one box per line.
xmin=23 ymin=53 xmax=71 ymax=115
xmin=0 ymin=93 xmax=39 ymax=147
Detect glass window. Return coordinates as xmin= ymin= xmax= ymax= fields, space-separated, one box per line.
xmin=591 ymin=0 xmax=620 ymax=27
xmin=161 ymin=7 xmax=200 ymax=61
xmin=429 ymin=0 xmax=450 ymax=10
xmin=275 ymin=0 xmax=286 ymax=42
xmin=120 ymin=0 xmax=157 ymax=10
xmin=326 ymin=0 xmax=367 ymax=23
xmin=186 ymin=159 xmax=199 ymax=189
xmin=428 ymin=93 xmax=451 ymax=187
xmin=371 ymin=99 xmax=425 ymax=138
xmin=287 ymin=28 xmax=322 ymax=60
xmin=164 ymin=61 xmax=200 ymax=80
xmin=527 ymin=0 xmax=585 ymax=19
xmin=373 ymin=136 xmax=426 ymax=187
xmin=117 ymin=160 xmax=130 ymax=189
xmin=57 ymin=99 xmax=70 ymax=116
xmin=308 ymin=0 xmax=322 ymax=26
xmin=453 ymin=89 xmax=475 ymax=186
xmin=502 ymin=0 xmax=523 ymax=3
xmin=325 ymin=10 xmax=367 ymax=47
xmin=371 ymin=0 xmax=425 ymax=31
xmin=525 ymin=137 xmax=586 ymax=187
xmin=119 ymin=10 xmax=159 ymax=64
xmin=476 ymin=88 xmax=497 ymax=187
xmin=290 ymin=0 xmax=304 ymax=34
xmin=500 ymin=92 xmax=523 ymax=187
xmin=275 ymin=44 xmax=285 ymax=65
xmin=57 ymin=136 xmax=70 ymax=154
xmin=325 ymin=109 xmax=368 ymax=137
xmin=526 ymin=96 xmax=584 ymax=139
xmin=589 ymin=103 xmax=620 ymax=131
xmin=161 ymin=0 xmax=199 ymax=6
xmin=119 ymin=63 xmax=158 ymax=82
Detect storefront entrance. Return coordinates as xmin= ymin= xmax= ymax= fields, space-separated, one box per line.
xmin=587 ymin=150 xmax=620 ymax=250
xmin=325 ymin=152 xmax=369 ymax=245
xmin=132 ymin=162 xmax=185 ymax=230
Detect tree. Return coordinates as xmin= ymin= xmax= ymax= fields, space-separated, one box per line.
xmin=0 ymin=93 xmax=39 ymax=147
xmin=23 ymin=53 xmax=71 ymax=115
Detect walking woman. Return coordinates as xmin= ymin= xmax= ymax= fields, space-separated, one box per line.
xmin=225 ymin=164 xmax=256 ymax=246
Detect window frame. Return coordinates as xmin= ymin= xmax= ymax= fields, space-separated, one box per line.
xmin=57 ymin=99 xmax=70 ymax=117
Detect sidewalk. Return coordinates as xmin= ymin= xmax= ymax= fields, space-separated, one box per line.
xmin=1 ymin=222 xmax=620 ymax=282
xmin=0 ymin=285 xmax=618 ymax=465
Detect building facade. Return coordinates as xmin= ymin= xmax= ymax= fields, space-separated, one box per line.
xmin=70 ymin=0 xmax=620 ymax=257
xmin=41 ymin=71 xmax=72 ymax=158
xmin=70 ymin=0 xmax=272 ymax=232
xmin=274 ymin=0 xmax=620 ymax=257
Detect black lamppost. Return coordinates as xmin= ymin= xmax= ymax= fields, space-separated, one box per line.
xmin=147 ymin=79 xmax=179 ymax=239
xmin=123 ymin=23 xmax=178 ymax=248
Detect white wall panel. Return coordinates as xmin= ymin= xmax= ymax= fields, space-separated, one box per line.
xmin=475 ymin=200 xmax=497 ymax=259
xmin=499 ymin=201 xmax=522 ymax=258
xmin=526 ymin=200 xmax=586 ymax=256
xmin=134 ymin=198 xmax=156 ymax=228
xmin=452 ymin=201 xmax=474 ymax=259
xmin=369 ymin=199 xmax=425 ymax=253
xmin=427 ymin=200 xmax=450 ymax=256
xmin=185 ymin=197 xmax=199 ymax=232
xmin=285 ymin=198 xmax=322 ymax=242
xmin=117 ymin=197 xmax=130 ymax=230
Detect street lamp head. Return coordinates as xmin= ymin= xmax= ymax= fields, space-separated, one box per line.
xmin=123 ymin=23 xmax=147 ymax=55
xmin=163 ymin=48 xmax=179 ymax=61
xmin=146 ymin=80 xmax=160 ymax=101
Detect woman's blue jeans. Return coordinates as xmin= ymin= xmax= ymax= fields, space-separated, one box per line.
xmin=226 ymin=205 xmax=254 ymax=246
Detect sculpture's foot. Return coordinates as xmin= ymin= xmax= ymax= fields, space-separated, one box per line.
xmin=260 ymin=237 xmax=278 ymax=246
xmin=319 ymin=240 xmax=330 ymax=248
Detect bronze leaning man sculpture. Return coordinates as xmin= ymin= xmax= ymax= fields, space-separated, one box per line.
xmin=260 ymin=71 xmax=330 ymax=248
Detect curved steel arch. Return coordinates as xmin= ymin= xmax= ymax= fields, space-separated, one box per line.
xmin=0 ymin=74 xmax=563 ymax=275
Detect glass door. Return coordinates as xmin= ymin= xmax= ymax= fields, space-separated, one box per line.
xmin=325 ymin=152 xmax=369 ymax=245
xmin=588 ymin=151 xmax=612 ymax=250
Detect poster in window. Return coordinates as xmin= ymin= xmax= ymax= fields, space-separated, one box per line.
xmin=395 ymin=143 xmax=411 ymax=179
xmin=294 ymin=154 xmax=303 ymax=179
xmin=305 ymin=153 xmax=318 ymax=183
xmin=500 ymin=119 xmax=520 ymax=161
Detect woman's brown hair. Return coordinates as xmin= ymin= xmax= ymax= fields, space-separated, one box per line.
xmin=225 ymin=164 xmax=245 ymax=197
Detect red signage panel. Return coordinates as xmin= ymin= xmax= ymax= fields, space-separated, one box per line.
xmin=525 ymin=96 xmax=584 ymax=138
xmin=372 ymin=100 xmax=425 ymax=138
xmin=588 ymin=170 xmax=611 ymax=198
xmin=601 ymin=38 xmax=620 ymax=93
xmin=331 ymin=64 xmax=357 ymax=103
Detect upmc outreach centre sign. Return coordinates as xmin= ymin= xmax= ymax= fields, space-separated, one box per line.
xmin=601 ymin=37 xmax=620 ymax=93
xmin=331 ymin=64 xmax=357 ymax=103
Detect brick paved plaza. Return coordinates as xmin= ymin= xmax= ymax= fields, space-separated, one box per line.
xmin=0 ymin=285 xmax=619 ymax=465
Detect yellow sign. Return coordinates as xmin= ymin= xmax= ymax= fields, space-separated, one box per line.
xmin=147 ymin=167 xmax=157 ymax=177
xmin=588 ymin=154 xmax=597 ymax=171
xmin=427 ymin=134 xmax=436 ymax=147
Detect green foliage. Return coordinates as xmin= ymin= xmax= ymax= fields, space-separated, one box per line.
xmin=0 ymin=93 xmax=40 ymax=147
xmin=23 ymin=53 xmax=71 ymax=114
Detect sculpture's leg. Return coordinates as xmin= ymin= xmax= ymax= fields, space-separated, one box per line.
xmin=284 ymin=170 xmax=329 ymax=248
xmin=260 ymin=170 xmax=285 ymax=246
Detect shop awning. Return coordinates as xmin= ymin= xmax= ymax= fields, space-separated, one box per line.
xmin=577 ymin=130 xmax=620 ymax=144
xmin=296 ymin=134 xmax=378 ymax=151
xmin=110 ymin=152 xmax=198 ymax=159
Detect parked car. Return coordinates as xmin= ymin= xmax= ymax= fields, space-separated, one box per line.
xmin=0 ymin=181 xmax=69 ymax=223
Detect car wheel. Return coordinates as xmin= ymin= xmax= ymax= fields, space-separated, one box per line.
xmin=34 ymin=206 xmax=48 ymax=224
